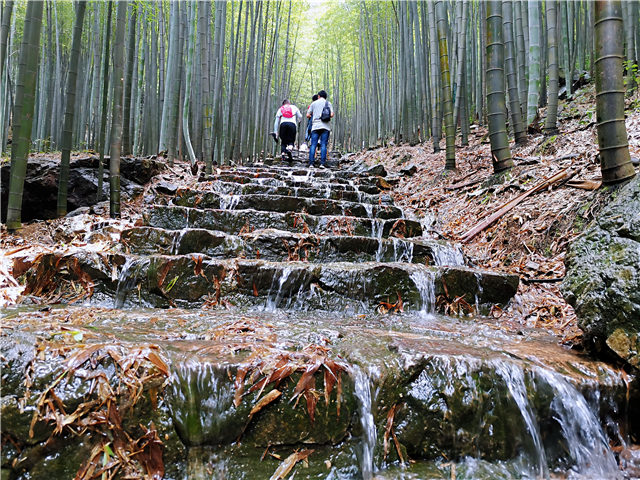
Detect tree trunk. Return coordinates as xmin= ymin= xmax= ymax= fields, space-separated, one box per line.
xmin=6 ymin=1 xmax=43 ymax=230
xmin=0 ymin=0 xmax=13 ymax=82
xmin=503 ymin=0 xmax=526 ymax=144
xmin=435 ymin=0 xmax=455 ymax=170
xmin=545 ymin=0 xmax=560 ymax=132
xmin=97 ymin=1 xmax=113 ymax=203
xmin=57 ymin=1 xmax=86 ymax=217
xmin=183 ymin=0 xmax=197 ymax=170
xmin=527 ymin=0 xmax=541 ymax=125
xmin=595 ymin=0 xmax=636 ymax=184
xmin=109 ymin=0 xmax=128 ymax=218
xmin=486 ymin=0 xmax=514 ymax=173
xmin=625 ymin=2 xmax=637 ymax=96
xmin=122 ymin=3 xmax=136 ymax=155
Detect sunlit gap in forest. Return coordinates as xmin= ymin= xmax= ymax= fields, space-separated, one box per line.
xmin=1 ymin=1 xmax=640 ymax=480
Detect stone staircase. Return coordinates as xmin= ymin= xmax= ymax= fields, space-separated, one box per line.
xmin=9 ymin=159 xmax=637 ymax=480
xmin=46 ymin=161 xmax=520 ymax=312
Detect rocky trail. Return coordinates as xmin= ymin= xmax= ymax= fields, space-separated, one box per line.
xmin=2 ymin=152 xmax=639 ymax=479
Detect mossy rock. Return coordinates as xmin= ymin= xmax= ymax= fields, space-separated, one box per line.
xmin=561 ymin=175 xmax=640 ymax=366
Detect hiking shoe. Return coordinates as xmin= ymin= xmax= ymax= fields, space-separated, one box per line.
xmin=319 ymin=164 xmax=326 ymax=169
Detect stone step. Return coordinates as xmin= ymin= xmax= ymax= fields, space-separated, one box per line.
xmin=121 ymin=227 xmax=464 ymax=266
xmin=203 ymin=166 xmax=369 ymax=182
xmin=3 ymin=308 xmax=631 ymax=478
xmin=172 ymin=190 xmax=403 ymax=219
xmin=202 ymin=181 xmax=388 ymax=205
xmin=144 ymin=205 xmax=422 ymax=238
xmin=25 ymin=252 xmax=518 ymax=311
xmin=199 ymin=171 xmax=385 ymax=189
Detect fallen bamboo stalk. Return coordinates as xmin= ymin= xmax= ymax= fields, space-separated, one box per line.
xmin=446 ymin=178 xmax=483 ymax=191
xmin=460 ymin=168 xmax=572 ymax=243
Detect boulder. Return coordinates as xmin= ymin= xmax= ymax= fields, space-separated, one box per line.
xmin=1 ymin=156 xmax=163 ymax=222
xmin=400 ymin=164 xmax=418 ymax=176
xmin=363 ymin=164 xmax=387 ymax=177
xmin=561 ymin=176 xmax=640 ymax=367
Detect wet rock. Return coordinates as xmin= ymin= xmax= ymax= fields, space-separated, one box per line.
xmin=561 ymin=176 xmax=640 ymax=367
xmin=155 ymin=180 xmax=179 ymax=195
xmin=65 ymin=207 xmax=91 ymax=218
xmin=362 ymin=164 xmax=387 ymax=177
xmin=620 ymin=446 xmax=640 ymax=478
xmin=174 ymin=191 xmax=404 ymax=219
xmin=400 ymin=164 xmax=418 ymax=176
xmin=0 ymin=158 xmax=143 ymax=222
xmin=144 ymin=205 xmax=423 ymax=239
xmin=118 ymin=156 xmax=167 ymax=184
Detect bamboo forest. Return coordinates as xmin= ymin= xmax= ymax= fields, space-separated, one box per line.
xmin=3 ymin=0 xmax=640 ymax=478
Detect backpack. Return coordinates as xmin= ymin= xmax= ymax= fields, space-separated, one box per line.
xmin=320 ymin=100 xmax=331 ymax=122
xmin=280 ymin=105 xmax=294 ymax=118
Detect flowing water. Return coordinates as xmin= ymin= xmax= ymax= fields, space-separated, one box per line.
xmin=496 ymin=363 xmax=550 ymax=479
xmin=410 ymin=269 xmax=436 ymax=317
xmin=353 ymin=366 xmax=379 ymax=480
xmin=6 ymin=163 xmax=638 ymax=480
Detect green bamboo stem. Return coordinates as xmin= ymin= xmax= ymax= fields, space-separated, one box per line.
xmin=6 ymin=1 xmax=43 ymax=230
xmin=527 ymin=0 xmax=541 ymax=125
xmin=503 ymin=0 xmax=526 ymax=144
xmin=0 ymin=0 xmax=13 ymax=82
xmin=122 ymin=3 xmax=136 ymax=155
xmin=545 ymin=0 xmax=560 ymax=133
xmin=57 ymin=1 xmax=86 ymax=217
xmin=183 ymin=0 xmax=197 ymax=170
xmin=486 ymin=0 xmax=514 ymax=173
xmin=435 ymin=0 xmax=455 ymax=169
xmin=97 ymin=1 xmax=113 ymax=204
xmin=109 ymin=0 xmax=128 ymax=219
xmin=594 ymin=0 xmax=636 ymax=184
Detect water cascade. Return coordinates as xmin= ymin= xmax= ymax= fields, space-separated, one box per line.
xmin=7 ymin=160 xmax=638 ymax=480
xmin=410 ymin=268 xmax=436 ymax=316
xmin=353 ymin=366 xmax=378 ymax=480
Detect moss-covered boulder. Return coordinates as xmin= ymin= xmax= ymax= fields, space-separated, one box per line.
xmin=561 ymin=176 xmax=640 ymax=367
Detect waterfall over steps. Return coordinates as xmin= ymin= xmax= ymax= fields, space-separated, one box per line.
xmin=9 ymin=159 xmax=637 ymax=479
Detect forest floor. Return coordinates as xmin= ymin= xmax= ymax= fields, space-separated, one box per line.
xmin=351 ymin=83 xmax=640 ymax=347
xmin=2 ymin=83 xmax=639 ymax=351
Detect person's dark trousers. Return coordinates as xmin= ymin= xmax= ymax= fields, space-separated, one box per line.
xmin=309 ymin=129 xmax=330 ymax=166
xmin=279 ymin=122 xmax=297 ymax=162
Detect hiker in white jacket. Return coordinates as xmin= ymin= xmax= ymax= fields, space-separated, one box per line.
xmin=273 ymin=100 xmax=302 ymax=164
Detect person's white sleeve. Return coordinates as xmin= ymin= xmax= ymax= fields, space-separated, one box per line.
xmin=274 ymin=111 xmax=281 ymax=133
xmin=295 ymin=107 xmax=302 ymax=123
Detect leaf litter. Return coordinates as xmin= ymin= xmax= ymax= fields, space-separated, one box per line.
xmin=349 ymin=87 xmax=640 ymax=346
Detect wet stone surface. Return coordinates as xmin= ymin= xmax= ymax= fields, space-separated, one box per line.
xmin=562 ymin=175 xmax=640 ymax=367
xmin=9 ymin=160 xmax=639 ymax=479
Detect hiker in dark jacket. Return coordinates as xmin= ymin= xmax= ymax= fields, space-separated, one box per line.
xmin=306 ymin=90 xmax=334 ymax=168
xmin=306 ymin=94 xmax=318 ymax=143
xmin=273 ymin=99 xmax=302 ymax=164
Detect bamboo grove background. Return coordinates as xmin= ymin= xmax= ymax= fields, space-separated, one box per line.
xmin=0 ymin=0 xmax=638 ymax=166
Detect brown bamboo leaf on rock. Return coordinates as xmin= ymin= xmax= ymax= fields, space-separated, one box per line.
xmin=269 ymin=450 xmax=314 ymax=480
xmin=250 ymin=389 xmax=282 ymax=416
